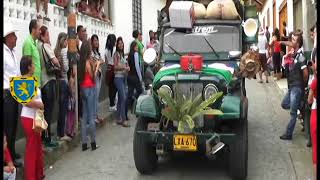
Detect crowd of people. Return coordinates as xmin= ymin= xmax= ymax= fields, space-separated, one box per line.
xmin=3 ymin=18 xmax=158 ymax=179
xmin=256 ymin=23 xmax=317 ymax=178
xmin=36 ymin=0 xmax=110 ymax=23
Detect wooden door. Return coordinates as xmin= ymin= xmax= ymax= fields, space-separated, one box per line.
xmin=279 ymin=3 xmax=288 ymax=37
xmin=273 ymin=1 xmax=276 ymax=31
xmin=267 ymin=9 xmax=270 ymax=27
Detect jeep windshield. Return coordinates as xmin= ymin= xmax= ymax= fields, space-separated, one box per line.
xmin=163 ymin=21 xmax=241 ymax=56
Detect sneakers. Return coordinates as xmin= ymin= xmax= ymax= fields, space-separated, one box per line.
xmin=280 ymin=134 xmax=292 ymax=140
xmin=91 ymin=142 xmax=100 ymax=151
xmin=59 ymin=135 xmax=72 ymax=142
xmin=109 ymin=105 xmax=117 ymax=112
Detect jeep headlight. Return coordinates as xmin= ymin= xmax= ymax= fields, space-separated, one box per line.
xmin=158 ymin=85 xmax=172 ymax=104
xmin=203 ymin=84 xmax=219 ymax=100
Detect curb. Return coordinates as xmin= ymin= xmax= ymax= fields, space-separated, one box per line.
xmin=15 ymin=101 xmax=115 ymax=179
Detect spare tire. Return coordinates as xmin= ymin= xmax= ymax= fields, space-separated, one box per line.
xmin=193 ymin=2 xmax=207 ymax=19
xmin=206 ymin=0 xmax=240 ymax=20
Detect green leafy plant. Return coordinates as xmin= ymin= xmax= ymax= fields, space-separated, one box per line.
xmin=157 ymin=84 xmax=223 ymax=133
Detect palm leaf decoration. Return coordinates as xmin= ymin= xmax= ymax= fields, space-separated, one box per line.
xmin=157 ymin=82 xmax=223 ymax=133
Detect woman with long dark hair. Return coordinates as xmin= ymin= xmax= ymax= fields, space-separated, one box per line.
xmin=91 ymin=34 xmax=104 ymax=123
xmin=269 ymin=28 xmax=282 ymax=80
xmin=54 ymin=32 xmax=72 ymax=141
xmin=127 ymin=41 xmax=143 ymax=109
xmin=78 ymin=40 xmax=101 ymax=151
xmin=105 ymin=34 xmax=117 ymax=111
xmin=113 ymin=37 xmax=130 ymax=127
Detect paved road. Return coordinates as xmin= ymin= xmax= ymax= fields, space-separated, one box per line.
xmin=45 ymin=79 xmax=313 ymax=180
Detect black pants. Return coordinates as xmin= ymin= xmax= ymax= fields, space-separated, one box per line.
xmin=3 ymin=89 xmax=19 ymax=160
xmin=41 ymin=80 xmax=56 ymax=143
xmin=127 ymin=76 xmax=143 ymax=107
xmin=109 ymin=79 xmax=117 ymax=107
xmin=57 ymin=80 xmax=69 ymax=138
xmin=273 ymin=52 xmax=281 ymax=74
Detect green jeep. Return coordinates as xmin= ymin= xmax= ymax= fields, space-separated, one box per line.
xmin=133 ymin=3 xmax=259 ymax=180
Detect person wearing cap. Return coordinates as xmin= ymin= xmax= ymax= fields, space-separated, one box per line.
xmin=257 ymin=27 xmax=269 ymax=83
xmin=22 ymin=19 xmax=42 ymax=86
xmin=3 ymin=22 xmax=23 ymax=168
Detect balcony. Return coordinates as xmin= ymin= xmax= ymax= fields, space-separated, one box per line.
xmin=4 ymin=0 xmax=114 ymax=60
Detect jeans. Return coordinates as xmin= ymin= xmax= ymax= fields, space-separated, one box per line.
xmin=41 ymin=80 xmax=56 ymax=143
xmin=114 ymin=77 xmax=127 ymax=122
xmin=81 ymin=87 xmax=96 ymax=144
xmin=281 ymin=86 xmax=303 ymax=137
xmin=127 ymin=76 xmax=143 ymax=107
xmin=57 ymin=80 xmax=69 ymax=137
xmin=3 ymin=89 xmax=19 ymax=160
xmin=95 ymin=73 xmax=102 ymax=117
xmin=3 ymin=168 xmax=16 ymax=180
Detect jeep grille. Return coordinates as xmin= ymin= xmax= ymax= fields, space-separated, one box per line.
xmin=172 ymin=82 xmax=203 ymax=99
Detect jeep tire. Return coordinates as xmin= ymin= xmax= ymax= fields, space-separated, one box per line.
xmin=228 ymin=98 xmax=248 ymax=180
xmin=133 ymin=117 xmax=158 ymax=174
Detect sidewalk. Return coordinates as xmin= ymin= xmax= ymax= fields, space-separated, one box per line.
xmin=15 ymin=99 xmax=115 ymax=179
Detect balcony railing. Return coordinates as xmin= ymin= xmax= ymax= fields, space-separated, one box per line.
xmin=4 ymin=0 xmax=114 ymax=61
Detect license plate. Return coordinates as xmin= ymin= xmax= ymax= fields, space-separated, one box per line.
xmin=173 ymin=134 xmax=197 ymax=151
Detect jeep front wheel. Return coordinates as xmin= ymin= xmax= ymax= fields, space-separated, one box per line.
xmin=228 ymin=117 xmax=248 ymax=180
xmin=133 ymin=117 xmax=158 ymax=174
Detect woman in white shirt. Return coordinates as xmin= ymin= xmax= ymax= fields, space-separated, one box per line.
xmin=19 ymin=56 xmax=45 ymax=180
xmin=104 ymin=34 xmax=117 ymax=111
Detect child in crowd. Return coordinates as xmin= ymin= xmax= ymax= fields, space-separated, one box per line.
xmin=4 ymin=135 xmax=16 ymax=180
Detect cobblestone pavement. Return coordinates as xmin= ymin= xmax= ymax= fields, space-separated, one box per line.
xmin=44 ymin=79 xmax=313 ymax=180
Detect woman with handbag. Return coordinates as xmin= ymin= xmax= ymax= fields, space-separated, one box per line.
xmin=20 ymin=56 xmax=45 ymax=180
xmin=113 ymin=37 xmax=130 ymax=127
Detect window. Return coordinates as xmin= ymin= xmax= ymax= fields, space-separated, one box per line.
xmin=132 ymin=0 xmax=142 ymax=33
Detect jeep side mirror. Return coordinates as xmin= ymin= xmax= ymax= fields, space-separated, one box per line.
xmin=144 ymin=48 xmax=157 ymax=65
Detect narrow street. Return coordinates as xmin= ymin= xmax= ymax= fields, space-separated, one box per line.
xmin=44 ymin=79 xmax=313 ymax=180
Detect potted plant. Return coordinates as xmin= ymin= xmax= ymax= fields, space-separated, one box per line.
xmin=157 ymin=82 xmax=223 ymax=134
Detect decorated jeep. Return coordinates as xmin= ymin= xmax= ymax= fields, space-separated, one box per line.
xmin=133 ymin=1 xmax=259 ymax=179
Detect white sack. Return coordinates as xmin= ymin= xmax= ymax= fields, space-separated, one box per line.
xmin=206 ymin=0 xmax=240 ymax=20
xmin=193 ymin=2 xmax=206 ymax=19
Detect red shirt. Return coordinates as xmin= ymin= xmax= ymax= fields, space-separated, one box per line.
xmin=81 ymin=72 xmax=95 ymax=88
xmin=274 ymin=41 xmax=281 ymax=52
xmin=311 ymin=78 xmax=317 ymax=98
xmin=4 ymin=147 xmax=12 ymax=164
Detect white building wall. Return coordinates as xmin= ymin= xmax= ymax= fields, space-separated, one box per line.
xmin=110 ymin=0 xmax=165 ymax=53
xmin=4 ymin=0 xmax=165 ymax=57
xmin=111 ymin=0 xmax=133 ymax=53
xmin=141 ymin=0 xmax=166 ymax=46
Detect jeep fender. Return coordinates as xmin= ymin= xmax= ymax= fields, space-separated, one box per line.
xmin=134 ymin=95 xmax=160 ymax=119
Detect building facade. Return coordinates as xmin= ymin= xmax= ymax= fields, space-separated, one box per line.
xmin=4 ymin=0 xmax=165 ymax=139
xmin=259 ymin=0 xmax=317 ymax=51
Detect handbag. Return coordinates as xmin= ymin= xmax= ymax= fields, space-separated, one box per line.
xmin=33 ymin=109 xmax=48 ymax=132
xmin=42 ymin=44 xmax=61 ymax=75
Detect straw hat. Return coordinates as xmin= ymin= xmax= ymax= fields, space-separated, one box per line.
xmin=3 ymin=22 xmax=18 ymax=38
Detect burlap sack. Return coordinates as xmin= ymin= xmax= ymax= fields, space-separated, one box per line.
xmin=193 ymin=2 xmax=206 ymax=19
xmin=237 ymin=50 xmax=260 ymax=79
xmin=206 ymin=0 xmax=240 ymax=20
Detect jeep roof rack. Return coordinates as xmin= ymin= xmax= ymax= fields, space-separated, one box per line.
xmin=162 ymin=19 xmax=242 ymax=28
